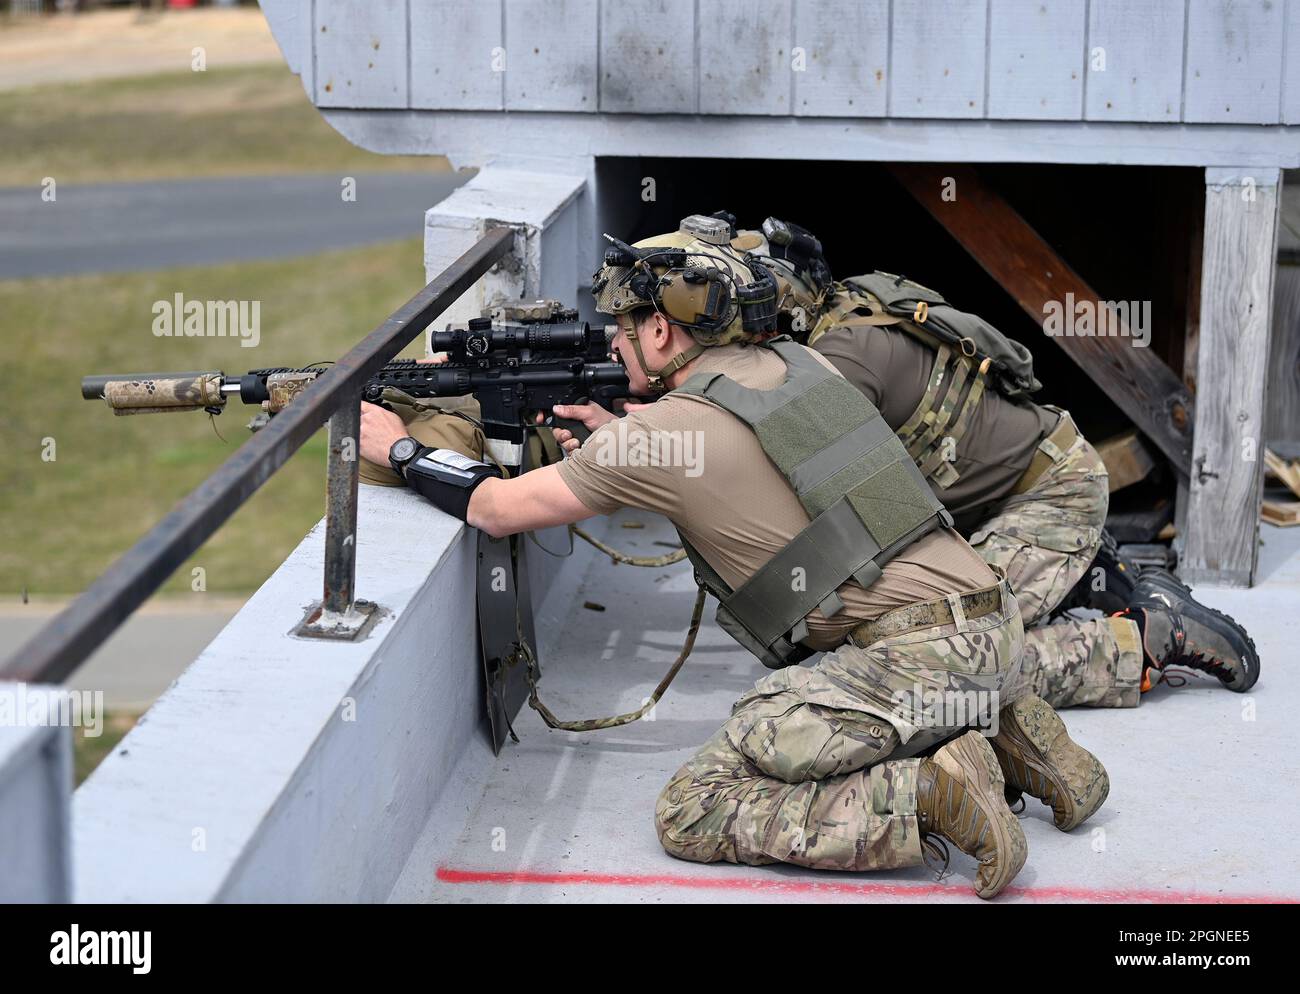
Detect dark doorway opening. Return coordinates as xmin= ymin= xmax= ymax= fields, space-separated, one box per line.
xmin=594 ymin=157 xmax=1205 ymax=534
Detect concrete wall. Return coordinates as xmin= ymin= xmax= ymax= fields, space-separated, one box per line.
xmin=0 ymin=685 xmax=72 ymax=902
xmin=67 ymin=164 xmax=592 ymax=902
xmin=70 ymin=486 xmax=588 ymax=902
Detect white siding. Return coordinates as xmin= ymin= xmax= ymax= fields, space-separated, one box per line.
xmin=698 ymin=0 xmax=795 ymax=115
xmin=889 ymin=0 xmax=989 ymax=118
xmin=1184 ymin=0 xmax=1286 ymax=124
xmin=1283 ymin=0 xmax=1300 ymax=124
xmin=600 ymin=0 xmax=697 ymax=113
xmin=504 ymin=0 xmax=600 ymax=111
xmin=410 ymin=0 xmax=504 ymax=111
xmin=256 ymin=0 xmax=1300 ymax=131
xmin=986 ymin=0 xmax=1086 ymax=120
xmin=314 ymin=0 xmax=408 ymax=109
xmin=1084 ymin=0 xmax=1186 ymax=122
xmin=792 ymin=0 xmax=890 ymax=117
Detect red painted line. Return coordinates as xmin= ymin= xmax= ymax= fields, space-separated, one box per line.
xmin=436 ymin=866 xmax=1297 ymax=904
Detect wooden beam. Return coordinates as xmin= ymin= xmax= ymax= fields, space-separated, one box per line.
xmin=888 ymin=164 xmax=1194 ymax=476
xmin=1096 ymin=431 xmax=1157 ymax=493
xmin=1182 ymin=169 xmax=1281 ymax=587
xmin=1173 ymin=177 xmax=1204 ymax=556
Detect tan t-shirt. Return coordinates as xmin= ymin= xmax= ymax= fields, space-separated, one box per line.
xmin=558 ymin=343 xmax=995 ymax=651
xmin=814 ymin=321 xmax=1059 ymax=532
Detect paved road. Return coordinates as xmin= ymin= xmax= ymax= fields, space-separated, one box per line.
xmin=0 ymin=171 xmax=468 ymax=279
xmin=0 ymin=598 xmax=245 ymax=711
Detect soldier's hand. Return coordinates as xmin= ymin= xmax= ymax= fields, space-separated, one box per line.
xmin=359 ymin=401 xmax=407 ymax=466
xmin=546 ymin=402 xmax=617 ymax=453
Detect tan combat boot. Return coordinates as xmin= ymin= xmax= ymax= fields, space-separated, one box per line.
xmin=991 ymin=693 xmax=1109 ymax=832
xmin=917 ymin=730 xmax=1028 ymax=900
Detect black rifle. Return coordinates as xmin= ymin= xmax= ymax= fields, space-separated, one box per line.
xmin=82 ymin=305 xmax=631 ymax=446
xmin=82 ymin=303 xmax=634 ymax=753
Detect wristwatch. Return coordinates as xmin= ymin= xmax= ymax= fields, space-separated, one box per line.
xmin=388 ymin=436 xmax=425 ymax=479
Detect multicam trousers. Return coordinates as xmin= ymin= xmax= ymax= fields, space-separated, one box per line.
xmin=969 ymin=418 xmax=1143 ymax=709
xmin=655 ymin=579 xmax=1024 ymax=871
xmin=358 ymin=390 xmax=485 ymax=487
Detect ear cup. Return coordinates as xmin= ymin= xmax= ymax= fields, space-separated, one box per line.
xmin=656 ymin=270 xmax=731 ymax=335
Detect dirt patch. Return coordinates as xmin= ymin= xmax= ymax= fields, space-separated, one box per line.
xmin=0 ymin=8 xmax=286 ymax=92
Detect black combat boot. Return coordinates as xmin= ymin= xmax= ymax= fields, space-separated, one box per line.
xmin=1053 ymin=529 xmax=1139 ymax=617
xmin=1118 ymin=572 xmax=1260 ymax=693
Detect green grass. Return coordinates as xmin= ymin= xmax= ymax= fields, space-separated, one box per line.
xmin=73 ymin=711 xmax=140 ymax=787
xmin=0 ymin=238 xmax=429 ymax=595
xmin=0 ymin=63 xmax=448 ymax=186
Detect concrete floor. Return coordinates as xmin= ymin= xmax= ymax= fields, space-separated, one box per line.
xmin=391 ymin=514 xmax=1300 ymax=904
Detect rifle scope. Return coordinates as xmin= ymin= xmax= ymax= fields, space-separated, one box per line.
xmin=429 ymin=322 xmax=590 ymax=357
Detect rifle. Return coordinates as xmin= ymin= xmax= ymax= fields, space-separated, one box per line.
xmin=81 ymin=301 xmax=631 ymax=461
xmin=81 ymin=301 xmax=634 ymax=753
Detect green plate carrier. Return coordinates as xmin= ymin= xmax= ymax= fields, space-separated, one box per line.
xmin=674 ymin=339 xmax=952 ymax=669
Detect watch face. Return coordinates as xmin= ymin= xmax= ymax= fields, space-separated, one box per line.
xmin=391 ymin=437 xmax=418 ymax=463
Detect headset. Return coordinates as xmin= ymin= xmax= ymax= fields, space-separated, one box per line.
xmin=599 ymin=214 xmax=780 ymax=344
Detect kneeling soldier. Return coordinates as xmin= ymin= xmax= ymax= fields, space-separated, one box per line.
xmin=748 ymin=218 xmax=1259 ymax=707
xmin=360 ymin=218 xmax=1110 ymax=898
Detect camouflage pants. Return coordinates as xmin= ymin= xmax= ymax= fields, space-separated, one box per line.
xmin=359 ymin=390 xmax=485 ymax=487
xmin=968 ymin=418 xmax=1108 ymax=624
xmin=969 ymin=420 xmax=1143 ymax=709
xmin=1012 ymin=615 xmax=1144 ymax=708
xmin=655 ymin=580 xmax=1024 ymax=871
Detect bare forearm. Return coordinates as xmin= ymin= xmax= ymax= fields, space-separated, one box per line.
xmin=467 ymin=466 xmax=596 ymax=538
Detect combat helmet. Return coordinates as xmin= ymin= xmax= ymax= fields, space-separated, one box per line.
xmin=733 ymin=217 xmax=835 ymax=341
xmin=590 ymin=213 xmax=783 ymax=392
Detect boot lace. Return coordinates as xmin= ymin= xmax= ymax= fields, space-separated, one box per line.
xmin=920 ymin=834 xmax=952 ymax=882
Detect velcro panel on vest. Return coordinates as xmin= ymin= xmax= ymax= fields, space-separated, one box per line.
xmin=798 ymin=432 xmax=919 ymax=520
xmin=749 ymin=376 xmax=864 ymax=475
xmin=719 ymin=497 xmax=883 ymax=648
xmin=845 ymin=460 xmax=944 ymax=548
xmin=787 ymin=416 xmax=895 ymax=498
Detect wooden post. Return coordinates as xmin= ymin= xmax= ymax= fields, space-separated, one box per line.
xmin=1173 ymin=180 xmax=1205 ymax=560
xmin=1183 ymin=168 xmax=1282 ymax=587
xmin=1267 ymin=262 xmax=1300 ymax=453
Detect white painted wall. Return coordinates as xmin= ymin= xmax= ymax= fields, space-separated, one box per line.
xmin=259 ymin=0 xmax=1300 ymax=126
xmin=0 ymin=685 xmax=72 ymax=902
xmin=422 ymin=166 xmax=588 ymax=336
xmin=71 ymin=485 xmax=589 ymax=902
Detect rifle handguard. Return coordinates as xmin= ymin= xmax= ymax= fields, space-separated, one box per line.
xmin=102 ymin=375 xmax=226 ymax=416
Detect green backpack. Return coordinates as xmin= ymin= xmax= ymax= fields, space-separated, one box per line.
xmin=816 ymin=271 xmax=1041 ymax=398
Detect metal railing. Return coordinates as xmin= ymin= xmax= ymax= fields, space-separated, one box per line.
xmin=1 ymin=227 xmax=514 ymax=684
